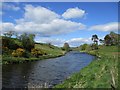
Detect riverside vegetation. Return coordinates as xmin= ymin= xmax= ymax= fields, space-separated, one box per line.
xmin=55 ymin=46 xmax=119 ymax=88
xmin=55 ymin=32 xmax=119 ymax=88
xmin=2 ymin=32 xmax=70 ymax=64
xmin=1 ymin=31 xmax=120 ymax=88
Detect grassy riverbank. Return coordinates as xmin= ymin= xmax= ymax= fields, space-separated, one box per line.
xmin=55 ymin=46 xmax=119 ymax=88
xmin=2 ymin=43 xmax=65 ymax=64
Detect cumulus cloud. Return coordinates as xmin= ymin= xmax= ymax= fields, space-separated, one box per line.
xmin=88 ymin=22 xmax=119 ymax=32
xmin=2 ymin=3 xmax=20 ymax=11
xmin=22 ymin=5 xmax=60 ymax=24
xmin=62 ymin=7 xmax=85 ymax=19
xmin=1 ymin=5 xmax=86 ymax=36
xmin=35 ymin=37 xmax=65 ymax=47
xmin=35 ymin=37 xmax=91 ymax=47
xmin=0 ymin=22 xmax=15 ymax=32
xmin=1 ymin=19 xmax=85 ymax=36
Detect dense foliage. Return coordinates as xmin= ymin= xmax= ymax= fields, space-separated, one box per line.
xmin=12 ymin=48 xmax=25 ymax=57
xmin=62 ymin=43 xmax=70 ymax=52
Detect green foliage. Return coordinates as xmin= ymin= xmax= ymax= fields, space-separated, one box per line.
xmin=2 ymin=46 xmax=11 ymax=55
xmin=55 ymin=46 xmax=118 ymax=88
xmin=2 ymin=36 xmax=23 ymax=50
xmin=104 ymin=32 xmax=120 ymax=46
xmin=31 ymin=48 xmax=46 ymax=58
xmin=91 ymin=43 xmax=98 ymax=50
xmin=20 ymin=33 xmax=35 ymax=51
xmin=63 ymin=43 xmax=70 ymax=52
xmin=3 ymin=31 xmax=14 ymax=38
xmin=104 ymin=34 xmax=112 ymax=46
xmin=80 ymin=44 xmax=88 ymax=51
xmin=91 ymin=34 xmax=99 ymax=50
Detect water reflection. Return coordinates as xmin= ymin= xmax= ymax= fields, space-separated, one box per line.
xmin=2 ymin=51 xmax=95 ymax=88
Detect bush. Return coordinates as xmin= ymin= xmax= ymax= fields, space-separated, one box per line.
xmin=31 ymin=48 xmax=45 ymax=58
xmin=12 ymin=48 xmax=25 ymax=57
xmin=91 ymin=44 xmax=98 ymax=50
xmin=2 ymin=46 xmax=11 ymax=55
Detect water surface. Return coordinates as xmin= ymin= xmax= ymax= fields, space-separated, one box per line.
xmin=2 ymin=51 xmax=95 ymax=88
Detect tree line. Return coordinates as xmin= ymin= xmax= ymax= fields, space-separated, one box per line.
xmin=80 ymin=31 xmax=120 ymax=51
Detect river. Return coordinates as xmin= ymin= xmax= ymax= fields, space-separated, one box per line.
xmin=2 ymin=51 xmax=95 ymax=88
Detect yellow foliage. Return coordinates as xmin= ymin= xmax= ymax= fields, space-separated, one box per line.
xmin=12 ymin=48 xmax=25 ymax=57
xmin=31 ymin=48 xmax=45 ymax=57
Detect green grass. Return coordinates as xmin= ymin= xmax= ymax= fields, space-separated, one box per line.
xmin=35 ymin=43 xmax=65 ymax=56
xmin=2 ymin=43 xmax=65 ymax=64
xmin=55 ymin=46 xmax=119 ymax=88
xmin=2 ymin=54 xmax=63 ymax=64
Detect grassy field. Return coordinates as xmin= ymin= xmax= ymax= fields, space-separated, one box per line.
xmin=35 ymin=43 xmax=65 ymax=56
xmin=55 ymin=46 xmax=119 ymax=88
xmin=2 ymin=43 xmax=65 ymax=64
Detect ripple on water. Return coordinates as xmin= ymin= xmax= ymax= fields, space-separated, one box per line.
xmin=2 ymin=51 xmax=95 ymax=88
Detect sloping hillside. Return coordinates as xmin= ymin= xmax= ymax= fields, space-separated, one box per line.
xmin=2 ymin=37 xmax=65 ymax=64
xmin=35 ymin=43 xmax=65 ymax=56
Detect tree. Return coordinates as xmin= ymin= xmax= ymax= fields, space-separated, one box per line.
xmin=62 ymin=43 xmax=70 ymax=52
xmin=104 ymin=32 xmax=120 ymax=46
xmin=91 ymin=34 xmax=99 ymax=45
xmin=104 ymin=34 xmax=112 ymax=46
xmin=99 ymin=39 xmax=104 ymax=44
xmin=91 ymin=34 xmax=99 ymax=50
xmin=80 ymin=44 xmax=88 ymax=51
xmin=3 ymin=31 xmax=14 ymax=38
xmin=20 ymin=33 xmax=35 ymax=51
xmin=109 ymin=31 xmax=119 ymax=45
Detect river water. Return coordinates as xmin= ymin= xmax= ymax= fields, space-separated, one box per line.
xmin=2 ymin=51 xmax=95 ymax=88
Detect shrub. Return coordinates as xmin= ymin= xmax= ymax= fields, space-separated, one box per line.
xmin=31 ymin=48 xmax=45 ymax=58
xmin=12 ymin=48 xmax=25 ymax=57
xmin=2 ymin=46 xmax=11 ymax=55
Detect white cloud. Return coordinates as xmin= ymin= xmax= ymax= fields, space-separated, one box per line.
xmin=62 ymin=7 xmax=85 ymax=19
xmin=1 ymin=5 xmax=86 ymax=36
xmin=88 ymin=22 xmax=119 ymax=32
xmin=66 ymin=38 xmax=92 ymax=46
xmin=35 ymin=37 xmax=65 ymax=47
xmin=22 ymin=5 xmax=60 ymax=24
xmin=2 ymin=3 xmax=20 ymax=11
xmin=14 ymin=19 xmax=85 ymax=36
xmin=0 ymin=22 xmax=15 ymax=32
xmin=35 ymin=37 xmax=91 ymax=47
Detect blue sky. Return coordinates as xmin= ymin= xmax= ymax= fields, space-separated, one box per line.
xmin=1 ymin=2 xmax=118 ymax=47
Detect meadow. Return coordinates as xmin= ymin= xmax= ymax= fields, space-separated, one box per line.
xmin=55 ymin=46 xmax=119 ymax=88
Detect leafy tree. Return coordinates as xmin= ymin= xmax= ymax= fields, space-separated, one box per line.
xmin=104 ymin=34 xmax=112 ymax=46
xmin=109 ymin=31 xmax=119 ymax=45
xmin=20 ymin=33 xmax=35 ymax=51
xmin=80 ymin=44 xmax=88 ymax=51
xmin=2 ymin=36 xmax=19 ymax=50
xmin=3 ymin=31 xmax=14 ymax=38
xmin=91 ymin=34 xmax=99 ymax=49
xmin=62 ymin=43 xmax=70 ymax=52
xmin=91 ymin=34 xmax=99 ymax=44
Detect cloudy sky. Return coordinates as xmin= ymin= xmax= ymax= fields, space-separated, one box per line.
xmin=1 ymin=2 xmax=118 ymax=47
